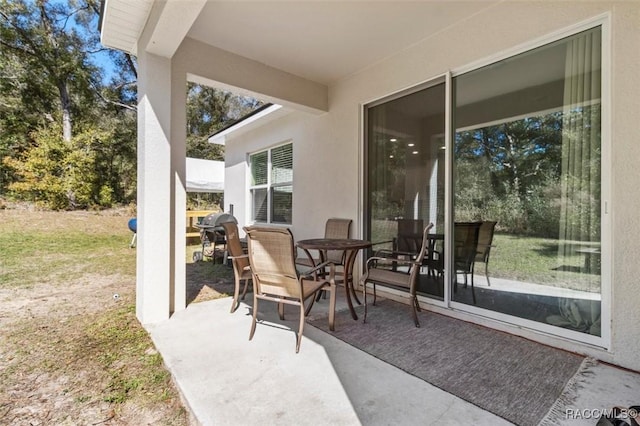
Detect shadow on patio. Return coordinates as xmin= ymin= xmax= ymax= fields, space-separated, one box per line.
xmin=150 ymin=264 xmax=640 ymax=426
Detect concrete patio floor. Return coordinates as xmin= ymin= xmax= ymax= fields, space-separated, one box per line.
xmin=148 ymin=292 xmax=640 ymax=426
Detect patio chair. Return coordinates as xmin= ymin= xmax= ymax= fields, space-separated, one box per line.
xmin=474 ymin=221 xmax=497 ymax=287
xmin=296 ymin=218 xmax=352 ymax=298
xmin=361 ymin=222 xmax=434 ymax=327
xmin=244 ymin=226 xmax=335 ymax=353
xmin=221 ymin=222 xmax=252 ymax=313
xmin=296 ymin=218 xmax=352 ymax=268
xmin=453 ymin=222 xmax=482 ymax=303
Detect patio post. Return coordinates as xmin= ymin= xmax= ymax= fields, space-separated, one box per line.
xmin=136 ymin=48 xmax=177 ymax=324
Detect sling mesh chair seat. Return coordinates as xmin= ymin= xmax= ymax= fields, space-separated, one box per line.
xmin=244 ymin=226 xmax=336 ymax=353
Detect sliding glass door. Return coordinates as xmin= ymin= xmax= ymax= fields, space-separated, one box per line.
xmin=451 ymin=27 xmax=602 ymax=337
xmin=364 ymin=24 xmax=604 ymax=341
xmin=365 ymin=78 xmax=446 ymax=300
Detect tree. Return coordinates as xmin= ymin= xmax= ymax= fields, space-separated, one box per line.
xmin=1 ymin=0 xmax=138 ymax=207
xmin=0 ymin=0 xmax=101 ymax=142
xmin=186 ymin=83 xmax=264 ymax=160
xmin=454 ymin=112 xmax=564 ymax=235
xmin=0 ymin=0 xmax=261 ymax=209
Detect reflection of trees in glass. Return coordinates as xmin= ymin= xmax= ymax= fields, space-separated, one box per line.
xmin=455 ymin=112 xmax=566 ymax=237
xmin=369 ymin=133 xmax=409 ymax=220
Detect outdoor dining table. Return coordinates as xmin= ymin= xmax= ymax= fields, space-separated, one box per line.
xmin=296 ymin=238 xmax=372 ymax=322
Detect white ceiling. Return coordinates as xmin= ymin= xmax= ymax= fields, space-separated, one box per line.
xmin=188 ymin=1 xmax=500 ymax=86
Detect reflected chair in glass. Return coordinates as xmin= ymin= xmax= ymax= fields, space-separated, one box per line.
xmin=361 ymin=222 xmax=434 ymax=327
xmin=474 ymin=221 xmax=497 ymax=287
xmin=453 ymin=222 xmax=482 ymax=303
xmin=222 ymin=222 xmax=252 ymax=313
xmin=376 ymin=218 xmax=424 ymax=272
xmin=244 ymin=226 xmax=335 ymax=353
xmin=394 ymin=218 xmax=424 ymax=254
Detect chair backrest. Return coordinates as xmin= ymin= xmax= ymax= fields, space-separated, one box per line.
xmin=413 ymin=223 xmax=435 ymax=265
xmin=396 ymin=219 xmax=424 ymax=253
xmin=324 ymin=218 xmax=352 ymax=264
xmin=453 ymin=222 xmax=482 ymax=272
xmin=475 ymin=221 xmax=497 ymax=262
xmin=407 ymin=223 xmax=435 ymax=287
xmin=244 ymin=226 xmax=300 ymax=298
xmin=222 ymin=222 xmax=249 ymax=271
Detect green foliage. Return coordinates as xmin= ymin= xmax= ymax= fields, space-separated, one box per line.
xmin=4 ymin=124 xmax=128 ymax=209
xmin=186 ymin=135 xmax=225 ymax=161
xmin=454 ymin=113 xmax=566 ymax=237
xmin=454 ymin=108 xmax=600 ymax=239
xmin=1 ymin=2 xmax=263 ymax=209
xmin=0 ymin=0 xmax=137 ymax=205
xmin=185 ymin=83 xmax=264 ymax=160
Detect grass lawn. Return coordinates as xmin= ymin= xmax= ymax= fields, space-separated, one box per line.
xmin=371 ymin=220 xmax=600 ymax=292
xmin=491 ymin=233 xmax=600 ymax=292
xmin=0 ymin=206 xmax=235 ymax=425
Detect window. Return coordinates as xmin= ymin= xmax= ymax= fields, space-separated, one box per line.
xmin=249 ymin=143 xmax=293 ymax=224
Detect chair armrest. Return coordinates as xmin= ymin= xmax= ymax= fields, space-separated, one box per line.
xmin=375 ymin=249 xmax=417 ymax=258
xmin=371 ymin=239 xmax=394 ymax=246
xmin=228 ymin=254 xmax=249 ymax=260
xmin=366 ymin=256 xmax=420 ymax=269
xmin=299 ymin=261 xmax=332 ymax=279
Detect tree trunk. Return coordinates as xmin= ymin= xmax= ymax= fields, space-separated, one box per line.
xmin=57 ymin=80 xmax=72 ymax=142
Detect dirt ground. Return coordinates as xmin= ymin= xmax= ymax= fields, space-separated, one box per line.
xmin=0 ymin=206 xmax=236 ymax=425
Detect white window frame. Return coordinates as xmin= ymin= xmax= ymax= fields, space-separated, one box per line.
xmin=248 ymin=142 xmax=293 ymax=225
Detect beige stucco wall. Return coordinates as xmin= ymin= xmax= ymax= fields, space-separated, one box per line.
xmin=223 ymin=2 xmax=640 ymax=370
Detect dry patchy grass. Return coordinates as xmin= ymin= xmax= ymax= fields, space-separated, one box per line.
xmin=0 ymin=205 xmax=236 ymax=425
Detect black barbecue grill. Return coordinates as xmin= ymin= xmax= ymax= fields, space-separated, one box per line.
xmin=193 ymin=212 xmax=238 ymax=262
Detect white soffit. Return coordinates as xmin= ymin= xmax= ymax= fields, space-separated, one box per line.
xmin=100 ymin=0 xmax=153 ymax=55
xmin=102 ymin=1 xmax=501 ymax=83
xmin=101 ymin=0 xmax=207 ymax=58
xmin=188 ymin=1 xmax=500 ymax=85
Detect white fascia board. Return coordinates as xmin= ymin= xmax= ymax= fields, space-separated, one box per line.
xmin=208 ymin=104 xmax=283 ymax=145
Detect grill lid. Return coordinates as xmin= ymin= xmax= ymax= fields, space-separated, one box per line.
xmin=200 ymin=212 xmax=237 ymax=228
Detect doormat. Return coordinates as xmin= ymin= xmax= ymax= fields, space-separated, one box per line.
xmin=308 ymin=299 xmax=585 ymax=426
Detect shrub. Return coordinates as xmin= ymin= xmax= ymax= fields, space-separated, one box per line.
xmin=3 ymin=124 xmax=117 ymax=210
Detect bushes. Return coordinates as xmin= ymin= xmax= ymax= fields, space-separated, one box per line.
xmin=455 ymin=174 xmax=562 ymax=238
xmin=3 ymin=124 xmax=127 ymax=210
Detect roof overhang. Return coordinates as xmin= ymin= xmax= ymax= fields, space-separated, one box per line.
xmin=100 ymin=0 xmax=207 ymax=58
xmin=99 ymin=0 xmax=153 ymax=56
xmin=101 ymin=1 xmax=501 ymax=82
xmin=100 ymin=1 xmax=502 ymax=133
xmin=208 ymin=103 xmax=285 ymax=145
